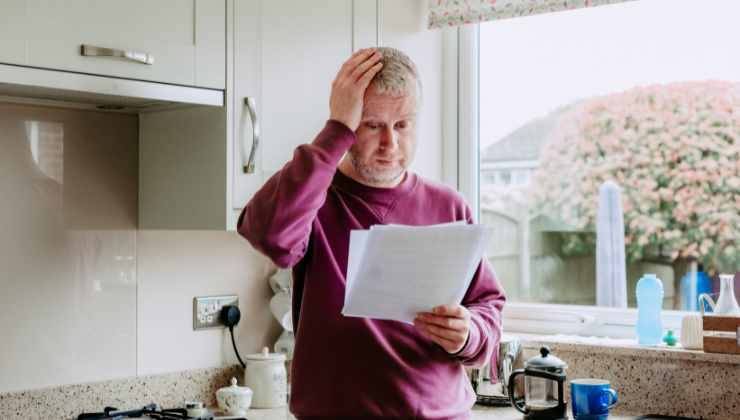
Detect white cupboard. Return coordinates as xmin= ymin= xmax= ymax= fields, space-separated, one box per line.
xmin=139 ymin=0 xmax=379 ymax=230
xmin=230 ymin=0 xmax=379 ymax=218
xmin=0 ymin=0 xmax=27 ymax=64
xmin=0 ymin=0 xmax=226 ymax=89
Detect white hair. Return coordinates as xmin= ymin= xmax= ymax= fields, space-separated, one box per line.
xmin=370 ymin=47 xmax=423 ymax=103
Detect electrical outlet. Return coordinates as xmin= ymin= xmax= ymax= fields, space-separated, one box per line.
xmin=193 ymin=295 xmax=239 ymax=330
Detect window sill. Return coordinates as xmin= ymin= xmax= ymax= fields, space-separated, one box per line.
xmin=502 ymin=302 xmax=686 ymax=339
xmin=510 ymin=332 xmax=740 ymax=365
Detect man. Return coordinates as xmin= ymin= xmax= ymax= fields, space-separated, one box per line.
xmin=238 ymin=47 xmax=505 ymax=419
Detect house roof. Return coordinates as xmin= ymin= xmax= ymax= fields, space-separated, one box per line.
xmin=481 ymin=103 xmax=576 ymax=163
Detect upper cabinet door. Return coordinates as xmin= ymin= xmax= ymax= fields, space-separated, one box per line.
xmin=0 ymin=1 xmax=27 ymax=64
xmin=231 ymin=0 xmax=378 ymax=210
xmin=19 ymin=0 xmax=225 ymax=89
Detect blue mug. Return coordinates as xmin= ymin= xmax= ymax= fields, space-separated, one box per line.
xmin=570 ymin=378 xmax=618 ymax=420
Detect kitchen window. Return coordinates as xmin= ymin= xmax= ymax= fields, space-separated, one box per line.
xmin=449 ymin=0 xmax=739 ymax=336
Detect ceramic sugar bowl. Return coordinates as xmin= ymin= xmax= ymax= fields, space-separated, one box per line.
xmin=216 ymin=377 xmax=253 ymax=416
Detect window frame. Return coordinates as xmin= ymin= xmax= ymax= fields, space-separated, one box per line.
xmin=447 ymin=24 xmax=686 ymax=338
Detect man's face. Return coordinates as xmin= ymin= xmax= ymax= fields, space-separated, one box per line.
xmin=347 ymin=85 xmax=418 ymax=187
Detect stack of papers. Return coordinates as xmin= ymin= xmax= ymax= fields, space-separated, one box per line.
xmin=342 ymin=221 xmax=492 ymax=324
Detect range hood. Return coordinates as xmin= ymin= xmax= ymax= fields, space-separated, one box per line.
xmin=0 ymin=63 xmax=223 ymax=112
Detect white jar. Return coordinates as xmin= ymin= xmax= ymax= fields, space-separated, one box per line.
xmin=244 ymin=346 xmax=287 ymax=408
xmin=215 ymin=377 xmax=253 ymax=416
xmin=680 ymin=313 xmax=703 ymax=350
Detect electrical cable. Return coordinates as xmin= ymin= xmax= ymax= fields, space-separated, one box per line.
xmin=229 ymin=325 xmax=246 ymax=369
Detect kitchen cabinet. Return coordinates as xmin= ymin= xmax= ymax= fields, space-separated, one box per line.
xmin=0 ymin=1 xmax=27 ymax=64
xmin=139 ymin=0 xmax=379 ymax=230
xmin=230 ymin=0 xmax=379 ymax=217
xmin=0 ymin=0 xmax=225 ymax=89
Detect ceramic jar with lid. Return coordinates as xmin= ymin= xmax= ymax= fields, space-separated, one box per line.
xmin=244 ymin=346 xmax=287 ymax=408
xmin=216 ymin=377 xmax=253 ymax=416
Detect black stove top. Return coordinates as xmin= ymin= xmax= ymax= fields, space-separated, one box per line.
xmin=77 ymin=404 xmax=197 ymax=419
xmin=76 ymin=403 xmax=248 ymax=420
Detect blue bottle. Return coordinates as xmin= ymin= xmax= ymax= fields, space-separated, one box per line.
xmin=679 ymin=263 xmax=713 ymax=312
xmin=636 ymin=273 xmax=664 ymax=346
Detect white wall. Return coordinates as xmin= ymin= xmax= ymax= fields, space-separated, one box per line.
xmin=136 ymin=231 xmax=279 ymax=375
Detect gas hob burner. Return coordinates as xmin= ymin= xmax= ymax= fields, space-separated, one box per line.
xmin=76 ymin=403 xmax=215 ymax=420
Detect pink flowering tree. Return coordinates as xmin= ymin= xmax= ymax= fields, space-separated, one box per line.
xmin=530 ymin=81 xmax=739 ymax=272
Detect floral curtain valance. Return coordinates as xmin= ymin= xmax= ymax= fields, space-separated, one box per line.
xmin=428 ymin=0 xmax=637 ymax=29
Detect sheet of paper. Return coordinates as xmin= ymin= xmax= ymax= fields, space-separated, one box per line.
xmin=342 ymin=221 xmax=491 ymax=324
xmin=344 ymin=229 xmax=369 ymax=307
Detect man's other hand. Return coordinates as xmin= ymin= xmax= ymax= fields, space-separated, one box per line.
xmin=414 ymin=305 xmax=471 ymax=354
xmin=329 ymin=48 xmax=383 ymax=131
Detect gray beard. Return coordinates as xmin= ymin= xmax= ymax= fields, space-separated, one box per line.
xmin=349 ymin=151 xmax=405 ymax=186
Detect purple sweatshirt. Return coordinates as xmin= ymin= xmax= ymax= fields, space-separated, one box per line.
xmin=237 ymin=120 xmax=506 ymax=419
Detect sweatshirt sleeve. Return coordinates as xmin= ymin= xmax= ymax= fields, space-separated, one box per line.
xmin=453 ymin=209 xmax=507 ymax=369
xmin=237 ymin=120 xmax=355 ymax=268
xmin=454 ymin=259 xmax=506 ymax=368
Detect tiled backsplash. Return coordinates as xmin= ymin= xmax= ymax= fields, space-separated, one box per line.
xmin=0 ymin=102 xmax=280 ymax=394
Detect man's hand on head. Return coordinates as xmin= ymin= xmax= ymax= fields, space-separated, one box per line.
xmin=414 ymin=305 xmax=471 ymax=354
xmin=329 ymin=48 xmax=383 ymax=131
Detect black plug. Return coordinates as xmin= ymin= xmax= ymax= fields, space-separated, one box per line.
xmin=220 ymin=304 xmax=241 ymax=327
xmin=220 ymin=305 xmax=246 ymax=369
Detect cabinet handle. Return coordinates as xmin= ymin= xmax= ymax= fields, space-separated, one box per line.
xmin=80 ymin=44 xmax=154 ymax=65
xmin=243 ymin=97 xmax=260 ymax=174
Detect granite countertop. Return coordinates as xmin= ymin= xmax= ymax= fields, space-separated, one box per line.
xmin=9 ymin=332 xmax=734 ymax=420
xmin=472 ymin=405 xmax=641 ymax=420
xmin=238 ymin=404 xmax=638 ymax=420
